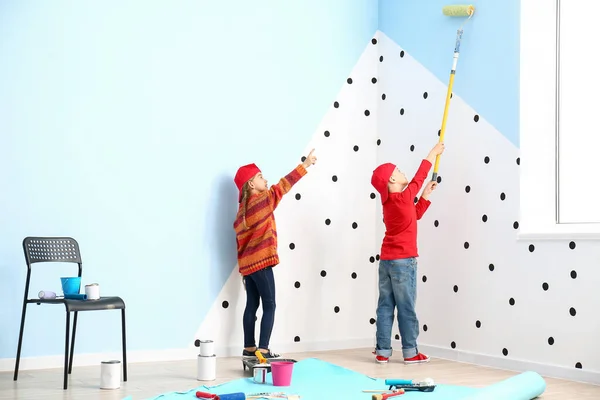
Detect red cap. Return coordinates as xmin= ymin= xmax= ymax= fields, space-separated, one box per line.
xmin=234 ymin=163 xmax=261 ymax=202
xmin=371 ymin=163 xmax=396 ymax=204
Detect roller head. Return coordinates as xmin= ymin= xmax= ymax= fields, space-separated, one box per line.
xmin=442 ymin=5 xmax=475 ymax=17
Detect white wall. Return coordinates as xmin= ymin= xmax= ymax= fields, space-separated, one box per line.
xmin=377 ymin=31 xmax=600 ymax=385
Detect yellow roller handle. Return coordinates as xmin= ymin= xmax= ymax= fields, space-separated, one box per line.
xmin=432 ymin=72 xmax=455 ymax=181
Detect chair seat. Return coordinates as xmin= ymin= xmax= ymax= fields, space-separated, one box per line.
xmin=29 ymin=296 xmax=125 ymax=312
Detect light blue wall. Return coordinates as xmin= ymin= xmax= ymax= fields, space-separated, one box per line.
xmin=0 ymin=1 xmax=377 ymax=358
xmin=379 ymin=0 xmax=520 ymax=147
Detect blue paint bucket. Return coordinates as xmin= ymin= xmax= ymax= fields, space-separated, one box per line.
xmin=60 ymin=277 xmax=81 ymax=295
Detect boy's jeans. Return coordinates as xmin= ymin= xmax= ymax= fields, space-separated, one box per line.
xmin=375 ymin=257 xmax=420 ymax=359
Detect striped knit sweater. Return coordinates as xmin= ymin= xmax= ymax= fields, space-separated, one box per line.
xmin=234 ymin=164 xmax=307 ymax=276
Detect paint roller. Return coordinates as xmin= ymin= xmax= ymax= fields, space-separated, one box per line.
xmin=431 ymin=4 xmax=476 ymax=183
xmin=371 ymin=392 xmax=404 ymax=400
xmin=385 ymin=377 xmax=436 ymax=392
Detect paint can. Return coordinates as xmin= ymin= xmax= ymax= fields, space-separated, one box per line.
xmin=100 ymin=360 xmax=121 ymax=389
xmin=197 ymin=354 xmax=216 ymax=381
xmin=85 ymin=283 xmax=100 ymax=300
xmin=253 ymin=365 xmax=268 ymax=384
xmin=199 ymin=339 xmax=214 ymax=357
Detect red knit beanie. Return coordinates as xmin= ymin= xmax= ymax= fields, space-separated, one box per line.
xmin=371 ymin=163 xmax=396 ymax=204
xmin=234 ymin=163 xmax=261 ymax=202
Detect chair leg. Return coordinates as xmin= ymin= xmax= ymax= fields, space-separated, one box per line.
xmin=13 ymin=302 xmax=28 ymax=381
xmin=64 ymin=311 xmax=70 ymax=390
xmin=121 ymin=308 xmax=127 ymax=382
xmin=68 ymin=311 xmax=78 ymax=374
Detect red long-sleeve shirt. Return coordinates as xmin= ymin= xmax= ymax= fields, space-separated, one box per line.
xmin=380 ymin=159 xmax=432 ymax=260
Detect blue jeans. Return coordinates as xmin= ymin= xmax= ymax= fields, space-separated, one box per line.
xmin=375 ymin=258 xmax=420 ymax=359
xmin=243 ymin=266 xmax=276 ymax=349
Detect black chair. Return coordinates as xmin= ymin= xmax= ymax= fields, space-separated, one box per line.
xmin=13 ymin=237 xmax=128 ymax=390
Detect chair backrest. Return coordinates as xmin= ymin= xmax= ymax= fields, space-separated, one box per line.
xmin=22 ymin=237 xmax=83 ymax=267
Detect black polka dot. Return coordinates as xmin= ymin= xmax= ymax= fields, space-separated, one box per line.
xmin=423 ymin=324 xmax=428 ymax=331
xmin=474 ymin=114 xmax=480 ymax=122
xmin=222 ymin=301 xmax=229 ymax=308
xmin=334 ymin=306 xmax=340 ymax=313
xmin=352 ymin=222 xmax=358 ymax=229
xmin=351 ymin=272 xmax=357 ymax=279
xmin=453 ymin=285 xmax=458 ymax=293
xmin=332 ymin=175 xmax=338 ymax=182
xmin=370 ymin=193 xmax=376 ymax=199
xmin=379 ymin=56 xmax=383 ymax=62
xmin=528 ymin=244 xmax=535 ymax=252
xmin=569 ymin=241 xmax=576 ymax=249
xmin=489 ymin=264 xmax=495 ymax=271
xmin=334 ymin=101 xmax=339 ymax=108
xmin=294 ymin=336 xmax=300 ymax=342
xmin=381 ymin=94 xmax=386 ymax=100
xmin=414 ymin=197 xmax=418 ymax=203
xmin=484 ymin=156 xmax=490 ymax=164
xmin=502 ymin=348 xmax=509 ymax=356
xmin=513 ymin=221 xmax=519 ymax=229
xmin=364 ymin=110 xmax=370 ymax=116
xmin=325 ymin=218 xmax=331 ymax=225
xmin=500 ymin=192 xmax=506 ymax=201
xmin=400 ymin=108 xmax=405 ymax=115
xmin=464 ymin=242 xmax=470 ymax=249
xmin=542 ymin=282 xmax=549 ymax=291
xmin=371 ymin=38 xmax=377 ymax=44
xmin=436 ymin=175 xmax=442 ymax=183
xmin=571 ymin=270 xmax=577 ymax=279
xmin=376 ymin=254 xmax=380 ymax=261
xmin=369 ymin=318 xmax=376 ymax=325
xmin=482 ymin=215 xmax=488 ymax=222
xmin=294 ymin=281 xmax=301 ymax=288
xmin=434 ymin=220 xmax=439 ymax=227
xmin=516 ymin=157 xmax=520 ymax=165
xmin=509 ymin=298 xmax=515 ymax=306
xmin=465 ymin=186 xmax=471 ymax=193
xmin=548 ymin=337 xmax=555 ymax=345
xmin=377 ymin=139 xmax=381 ymax=146
xmin=410 ymin=145 xmax=415 ymax=151
xmin=400 ymin=50 xmax=405 ymax=57
xmin=347 ymin=78 xmax=353 ymax=84
xmin=320 ymin=270 xmax=327 ymax=277
xmin=289 ymin=243 xmax=295 ymax=250
xmin=451 ymin=341 xmax=456 ymax=349
xmin=569 ymin=307 xmax=576 ymax=316
xmin=324 ymin=130 xmax=330 ymax=137
xmin=395 ymin=334 xmax=400 ymax=340
xmin=370 ymin=256 xmax=375 ymax=263
xmin=437 ymin=130 xmax=441 ymax=137
xmin=301 ymin=156 xmax=306 ymax=162
xmin=371 ymin=77 xmax=377 ymax=84
xmin=423 ymin=92 xmax=428 ymax=99
xmin=422 ymin=275 xmax=427 ymax=283
xmin=295 ymin=193 xmax=301 ymax=200
xmin=194 ymin=339 xmax=201 ymax=347
xmin=353 ymin=145 xmax=359 ymax=152
xmin=576 ymin=362 xmax=582 ymax=369
xmin=476 ymin=320 xmax=481 ymax=328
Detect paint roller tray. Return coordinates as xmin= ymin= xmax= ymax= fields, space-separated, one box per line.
xmin=242 ymin=358 xmax=298 ymax=373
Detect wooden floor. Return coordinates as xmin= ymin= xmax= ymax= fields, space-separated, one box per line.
xmin=1 ymin=348 xmax=599 ymax=399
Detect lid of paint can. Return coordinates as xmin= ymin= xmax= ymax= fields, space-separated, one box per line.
xmin=101 ymin=360 xmax=121 ymax=364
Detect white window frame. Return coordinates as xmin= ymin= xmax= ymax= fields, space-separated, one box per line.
xmin=519 ymin=0 xmax=600 ymax=240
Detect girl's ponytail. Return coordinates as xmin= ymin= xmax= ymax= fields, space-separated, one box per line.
xmin=240 ymin=182 xmax=251 ymax=230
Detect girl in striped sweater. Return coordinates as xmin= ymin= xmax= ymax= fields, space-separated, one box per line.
xmin=233 ymin=149 xmax=317 ymax=359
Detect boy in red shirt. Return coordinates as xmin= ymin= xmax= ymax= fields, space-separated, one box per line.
xmin=370 ymin=142 xmax=445 ymax=364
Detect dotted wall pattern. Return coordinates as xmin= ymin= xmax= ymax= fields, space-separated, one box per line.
xmin=376 ymin=32 xmax=597 ymax=373
xmin=194 ymin=37 xmax=382 ymax=354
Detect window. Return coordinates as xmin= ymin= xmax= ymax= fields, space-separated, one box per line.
xmin=519 ymin=0 xmax=600 ymax=239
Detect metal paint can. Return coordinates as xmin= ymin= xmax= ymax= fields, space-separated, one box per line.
xmin=253 ymin=366 xmax=268 ymax=384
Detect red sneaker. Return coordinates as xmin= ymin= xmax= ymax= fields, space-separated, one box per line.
xmin=404 ymin=353 xmax=430 ymax=364
xmin=372 ymin=351 xmax=389 ymax=364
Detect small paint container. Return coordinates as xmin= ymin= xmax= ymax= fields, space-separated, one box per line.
xmin=253 ymin=366 xmax=268 ymax=384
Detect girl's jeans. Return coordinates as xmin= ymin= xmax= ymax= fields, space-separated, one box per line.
xmin=243 ymin=266 xmax=276 ymax=350
xmin=375 ymin=257 xmax=420 ymax=359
